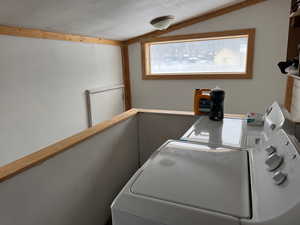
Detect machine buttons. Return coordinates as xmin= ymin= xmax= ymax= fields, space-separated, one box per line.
xmin=265 ymin=153 xmax=284 ymax=171
xmin=265 ymin=146 xmax=276 ymax=155
xmin=266 ymin=107 xmax=273 ymax=116
xmin=273 ymin=171 xmax=287 ymax=185
xmin=270 ymin=123 xmax=276 ymax=130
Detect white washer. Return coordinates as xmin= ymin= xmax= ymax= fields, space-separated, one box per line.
xmin=180 ymin=116 xmax=247 ymax=148
xmin=180 ymin=102 xmax=295 ymax=148
xmin=245 ymin=129 xmax=300 ymax=225
xmin=112 ymin=141 xmax=250 ymax=225
xmin=111 ymin=102 xmax=300 ymax=225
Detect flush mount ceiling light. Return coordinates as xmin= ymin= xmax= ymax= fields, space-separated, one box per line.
xmin=150 ymin=15 xmax=175 ymax=30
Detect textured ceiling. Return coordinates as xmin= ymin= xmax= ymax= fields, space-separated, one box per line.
xmin=0 ymin=0 xmax=244 ymax=40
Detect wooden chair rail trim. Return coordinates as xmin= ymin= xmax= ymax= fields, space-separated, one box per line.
xmin=137 ymin=108 xmax=245 ymax=119
xmin=137 ymin=108 xmax=195 ymax=116
xmin=0 ymin=108 xmax=245 ymax=182
xmin=124 ymin=0 xmax=266 ymax=45
xmin=0 ymin=25 xmax=123 ymax=46
xmin=0 ymin=109 xmax=138 ymax=182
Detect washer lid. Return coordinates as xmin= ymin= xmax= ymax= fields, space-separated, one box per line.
xmin=131 ymin=141 xmax=250 ymax=219
xmin=181 ymin=117 xmax=246 ymax=148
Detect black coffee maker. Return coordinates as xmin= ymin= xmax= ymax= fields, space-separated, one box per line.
xmin=209 ymin=87 xmax=225 ymax=121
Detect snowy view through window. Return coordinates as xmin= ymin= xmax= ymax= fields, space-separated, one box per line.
xmin=149 ymin=37 xmax=248 ymax=75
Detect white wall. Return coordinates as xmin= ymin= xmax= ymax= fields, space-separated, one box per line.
xmin=0 ymin=117 xmax=139 ymax=225
xmin=0 ymin=112 xmax=198 ymax=225
xmin=129 ymin=0 xmax=290 ymax=114
xmin=0 ymin=35 xmax=123 ymax=166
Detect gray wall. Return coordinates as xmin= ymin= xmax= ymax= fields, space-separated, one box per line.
xmin=128 ymin=0 xmax=290 ymax=114
xmin=0 ymin=117 xmax=139 ymax=225
xmin=0 ymin=35 xmax=123 ymax=166
xmin=0 ymin=112 xmax=197 ymax=225
xmin=138 ymin=113 xmax=196 ymax=164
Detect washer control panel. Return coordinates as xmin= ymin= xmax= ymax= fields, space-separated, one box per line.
xmin=265 ymin=146 xmax=276 ymax=155
xmin=265 ymin=153 xmax=284 ymax=172
xmin=263 ymin=102 xmax=285 ymax=140
xmin=250 ymin=129 xmax=300 ymax=222
xmin=262 ymin=130 xmax=299 ymax=186
xmin=272 ymin=171 xmax=287 ymax=185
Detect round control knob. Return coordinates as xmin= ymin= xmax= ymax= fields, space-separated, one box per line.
xmin=265 ymin=153 xmax=283 ymax=171
xmin=255 ymin=138 xmax=261 ymax=144
xmin=273 ymin=171 xmax=287 ymax=185
xmin=265 ymin=146 xmax=277 ymax=155
xmin=270 ymin=123 xmax=276 ymax=130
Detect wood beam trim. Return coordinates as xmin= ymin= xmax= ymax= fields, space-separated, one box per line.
xmin=0 ymin=25 xmax=123 ymax=46
xmin=284 ymin=0 xmax=299 ymax=112
xmin=137 ymin=108 xmax=246 ymax=119
xmin=284 ymin=76 xmax=294 ymax=111
xmin=124 ymin=0 xmax=266 ymax=45
xmin=137 ymin=108 xmax=195 ymax=116
xmin=0 ymin=109 xmax=138 ymax=182
xmin=121 ymin=45 xmax=132 ymax=110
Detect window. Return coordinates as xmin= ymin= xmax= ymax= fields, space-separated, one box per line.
xmin=141 ymin=29 xmax=255 ymax=80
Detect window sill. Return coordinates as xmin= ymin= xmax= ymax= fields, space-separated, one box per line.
xmin=142 ymin=73 xmax=253 ymax=80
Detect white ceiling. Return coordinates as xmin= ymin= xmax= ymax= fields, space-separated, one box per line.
xmin=0 ymin=0 xmax=244 ymax=40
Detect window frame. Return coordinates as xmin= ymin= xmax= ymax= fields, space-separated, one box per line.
xmin=141 ymin=28 xmax=255 ymax=80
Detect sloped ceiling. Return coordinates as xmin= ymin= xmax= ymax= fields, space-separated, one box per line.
xmin=0 ymin=0 xmax=244 ymax=40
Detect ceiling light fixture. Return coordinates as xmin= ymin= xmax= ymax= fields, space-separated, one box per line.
xmin=150 ymin=15 xmax=175 ymax=30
